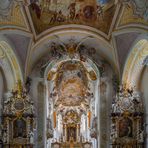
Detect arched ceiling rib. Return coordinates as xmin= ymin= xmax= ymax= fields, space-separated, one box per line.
xmin=115 ymin=32 xmax=141 ymax=72
xmin=0 ymin=37 xmax=23 ymax=89
xmin=4 ymin=34 xmax=31 ymax=69
xmin=122 ymin=34 xmax=148 ymax=88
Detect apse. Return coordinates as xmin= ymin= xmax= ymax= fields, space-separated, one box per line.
xmin=44 ymin=40 xmax=100 ymax=148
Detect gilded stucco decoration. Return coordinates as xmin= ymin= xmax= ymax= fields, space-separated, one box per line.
xmin=63 ymin=110 xmax=80 ymax=124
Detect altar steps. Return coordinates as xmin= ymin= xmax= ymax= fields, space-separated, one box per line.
xmin=61 ymin=143 xmax=82 ymax=148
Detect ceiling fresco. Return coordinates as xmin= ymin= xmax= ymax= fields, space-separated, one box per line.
xmin=0 ymin=5 xmax=26 ymax=29
xmin=119 ymin=2 xmax=148 ymax=27
xmin=54 ymin=61 xmax=88 ymax=107
xmin=29 ymin=0 xmax=117 ymax=34
xmin=48 ymin=60 xmax=96 ymax=108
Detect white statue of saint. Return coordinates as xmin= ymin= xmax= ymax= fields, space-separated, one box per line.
xmin=29 ymin=131 xmax=34 ymax=144
xmin=139 ymin=130 xmax=144 ymax=143
xmin=3 ymin=130 xmax=7 ymax=143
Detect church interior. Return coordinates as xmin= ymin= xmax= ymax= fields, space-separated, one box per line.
xmin=0 ymin=0 xmax=147 ymax=148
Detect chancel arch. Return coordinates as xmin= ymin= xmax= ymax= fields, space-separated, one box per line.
xmin=45 ymin=55 xmax=100 ymax=148
xmin=29 ymin=33 xmax=116 ymax=148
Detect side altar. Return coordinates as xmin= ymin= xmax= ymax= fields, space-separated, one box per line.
xmin=1 ymin=81 xmax=35 ymax=148
xmin=110 ymin=85 xmax=145 ymax=148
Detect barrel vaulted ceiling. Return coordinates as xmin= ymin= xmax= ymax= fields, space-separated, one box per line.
xmin=0 ymin=0 xmax=147 ymax=78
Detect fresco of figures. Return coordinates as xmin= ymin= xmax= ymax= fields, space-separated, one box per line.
xmin=29 ymin=0 xmax=116 ymax=34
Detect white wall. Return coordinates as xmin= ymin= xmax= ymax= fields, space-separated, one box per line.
xmin=0 ymin=69 xmax=4 ymax=123
xmin=140 ymin=67 xmax=148 ymax=146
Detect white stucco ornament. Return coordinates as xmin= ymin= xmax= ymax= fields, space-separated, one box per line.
xmin=0 ymin=48 xmax=5 ymax=58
